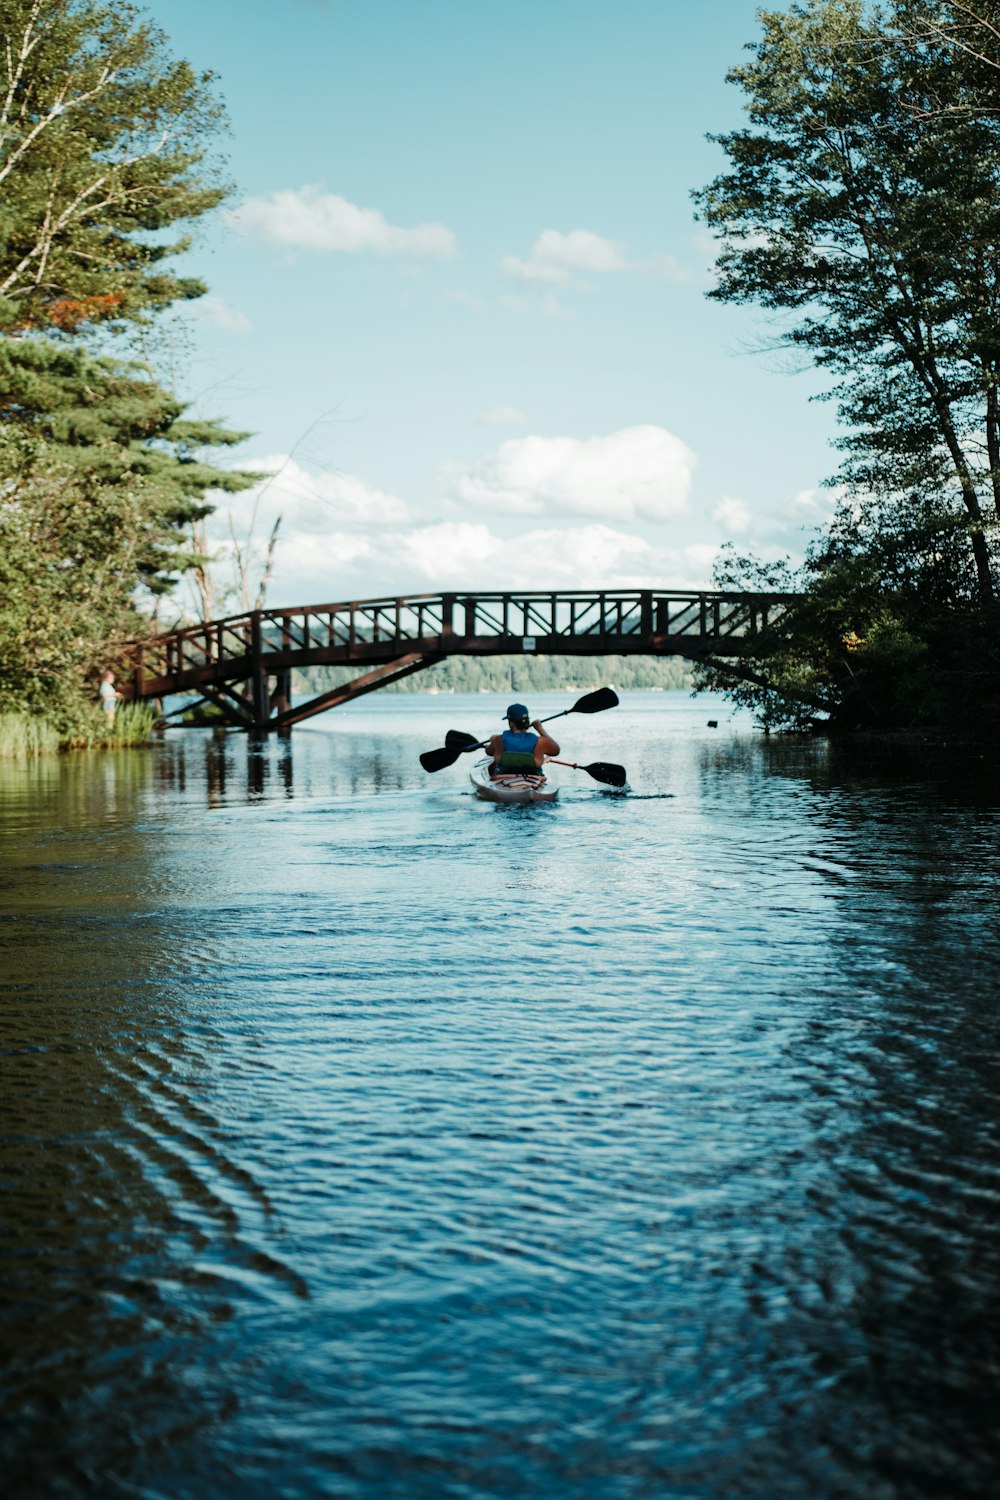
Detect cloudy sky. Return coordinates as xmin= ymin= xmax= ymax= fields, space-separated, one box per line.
xmin=160 ymin=0 xmax=839 ymax=615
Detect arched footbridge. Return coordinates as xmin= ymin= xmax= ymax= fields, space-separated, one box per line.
xmin=123 ymin=588 xmax=798 ymax=733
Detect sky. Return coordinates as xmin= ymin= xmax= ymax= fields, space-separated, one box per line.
xmin=154 ymin=0 xmax=840 ymax=616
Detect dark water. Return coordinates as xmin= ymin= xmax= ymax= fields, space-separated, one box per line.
xmin=2 ymin=693 xmax=999 ymax=1499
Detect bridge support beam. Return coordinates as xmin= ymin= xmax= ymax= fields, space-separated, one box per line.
xmin=199 ymin=680 xmax=258 ymax=729
xmin=270 ymin=651 xmax=443 ymax=732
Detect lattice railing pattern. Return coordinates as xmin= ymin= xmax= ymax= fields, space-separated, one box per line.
xmin=126 ymin=588 xmax=798 ymax=703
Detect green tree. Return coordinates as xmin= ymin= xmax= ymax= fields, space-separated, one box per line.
xmin=0 ymin=0 xmax=226 ymax=334
xmin=694 ymin=0 xmax=1000 ymax=599
xmin=688 ymin=0 xmax=1000 ymax=732
xmin=0 ymin=333 xmax=256 ymax=591
xmin=0 ymin=0 xmax=257 ymax=727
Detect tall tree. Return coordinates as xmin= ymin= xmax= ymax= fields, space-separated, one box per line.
xmin=693 ymin=0 xmax=1000 ymax=598
xmin=899 ymin=1 xmax=1000 ymax=104
xmin=0 ymin=0 xmax=226 ymax=333
xmin=0 ymin=0 xmax=257 ymax=725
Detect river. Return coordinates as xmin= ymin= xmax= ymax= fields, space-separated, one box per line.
xmin=1 ymin=691 xmax=998 ymax=1498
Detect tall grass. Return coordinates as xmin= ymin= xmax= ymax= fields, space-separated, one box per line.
xmin=0 ymin=712 xmax=61 ymax=758
xmin=92 ymin=701 xmax=158 ymax=747
xmin=60 ymin=701 xmax=159 ymax=749
xmin=0 ymin=702 xmax=157 ymax=756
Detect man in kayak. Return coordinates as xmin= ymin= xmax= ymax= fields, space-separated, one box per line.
xmin=487 ymin=703 xmax=560 ymax=778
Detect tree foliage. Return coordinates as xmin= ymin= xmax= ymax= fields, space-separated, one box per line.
xmin=694 ymin=0 xmax=1000 ymax=598
xmin=0 ymin=0 xmax=227 ymax=334
xmin=0 ymin=1 xmax=256 ymax=727
xmin=694 ymin=536 xmax=1000 ymax=731
xmin=693 ymin=0 xmax=1000 ymax=731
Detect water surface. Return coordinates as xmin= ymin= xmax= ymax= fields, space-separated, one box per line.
xmin=2 ymin=693 xmax=998 ymax=1498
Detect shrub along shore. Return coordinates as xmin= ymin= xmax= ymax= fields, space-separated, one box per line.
xmin=0 ymin=703 xmax=158 ymax=759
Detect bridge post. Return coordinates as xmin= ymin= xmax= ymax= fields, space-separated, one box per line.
xmin=132 ymin=646 xmax=145 ymax=705
xmin=441 ymin=593 xmax=455 ymax=648
xmin=249 ymin=611 xmax=270 ymax=732
xmin=273 ymin=667 xmax=292 ymax=734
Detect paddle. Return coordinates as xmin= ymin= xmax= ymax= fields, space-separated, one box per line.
xmin=544 ymin=757 xmax=628 ymax=788
xmin=419 ymin=686 xmax=620 ymax=773
xmin=444 ymin=729 xmax=482 ymax=752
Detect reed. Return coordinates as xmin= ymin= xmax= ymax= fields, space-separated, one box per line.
xmin=94 ymin=702 xmax=158 ymax=747
xmin=0 ymin=703 xmax=157 ymax=755
xmin=59 ymin=702 xmax=159 ymax=749
xmin=0 ymin=712 xmax=61 ymax=759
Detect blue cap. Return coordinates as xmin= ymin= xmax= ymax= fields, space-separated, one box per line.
xmin=505 ymin=703 xmax=530 ymax=723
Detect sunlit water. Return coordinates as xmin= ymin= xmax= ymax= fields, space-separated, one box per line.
xmin=2 ymin=693 xmax=999 ymax=1499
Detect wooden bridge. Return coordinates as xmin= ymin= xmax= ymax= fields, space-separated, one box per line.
xmin=123 ymin=588 xmax=797 ymax=733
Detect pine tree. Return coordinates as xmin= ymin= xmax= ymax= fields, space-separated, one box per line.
xmin=0 ymin=1 xmax=257 ymax=726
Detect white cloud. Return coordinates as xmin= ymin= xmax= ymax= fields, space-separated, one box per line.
xmin=261 ymin=520 xmax=722 ymax=603
xmin=711 ymin=496 xmax=751 ymax=534
xmin=645 ymin=252 xmax=691 ymax=284
xmin=396 ymin=522 xmax=657 ymax=588
xmin=480 ymin=406 xmax=528 ymax=428
xmin=501 ymin=254 xmax=567 ymax=286
xmin=187 ymin=294 xmax=250 ymax=332
xmin=540 ymin=292 xmax=575 ymax=322
xmin=503 ymin=227 xmax=627 ymax=284
xmin=782 ymin=486 xmax=838 ymax=521
xmin=449 ymin=425 xmax=696 ymax=522
xmin=191 ymin=444 xmax=835 ymax=614
xmin=229 ymin=185 xmax=456 ymax=258
xmin=216 ymin=456 xmax=411 ymax=539
xmin=536 ymin=228 xmax=627 ymax=273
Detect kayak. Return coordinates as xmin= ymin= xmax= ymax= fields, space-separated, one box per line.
xmin=470 ymin=759 xmax=559 ymax=804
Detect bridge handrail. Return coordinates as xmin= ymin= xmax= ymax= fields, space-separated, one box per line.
xmin=126 ymin=587 xmax=801 ymax=659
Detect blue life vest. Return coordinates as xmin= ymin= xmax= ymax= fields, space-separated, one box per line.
xmin=498 ymin=727 xmax=539 ymax=771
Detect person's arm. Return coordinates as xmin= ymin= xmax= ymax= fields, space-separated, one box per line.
xmin=487 ymin=733 xmax=504 ymax=764
xmin=531 ymin=720 xmax=559 ymax=760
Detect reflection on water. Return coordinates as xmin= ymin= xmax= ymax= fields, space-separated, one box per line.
xmin=1 ymin=695 xmax=999 ymax=1498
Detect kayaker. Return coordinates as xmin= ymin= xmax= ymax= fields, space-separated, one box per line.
xmin=487 ymin=703 xmax=560 ymax=777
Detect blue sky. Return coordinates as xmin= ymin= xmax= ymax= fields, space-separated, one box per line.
xmin=156 ymin=0 xmax=839 ymax=614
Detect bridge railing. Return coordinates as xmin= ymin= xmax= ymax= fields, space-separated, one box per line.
xmin=125 ymin=588 xmax=799 ymax=698
xmin=453 ymin=591 xmax=794 ymax=640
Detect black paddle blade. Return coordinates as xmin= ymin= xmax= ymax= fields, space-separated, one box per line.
xmin=585 ymin=760 xmax=627 ymax=787
xmin=445 ymin=730 xmax=482 ymax=751
xmin=571 ymin=686 xmax=619 ymax=715
xmin=419 ymin=744 xmax=462 ymax=773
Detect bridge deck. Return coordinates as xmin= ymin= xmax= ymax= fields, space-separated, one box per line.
xmin=125 ymin=588 xmax=797 ymax=731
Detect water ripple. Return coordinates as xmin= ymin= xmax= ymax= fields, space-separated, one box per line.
xmin=2 ymin=698 xmax=999 ymax=1497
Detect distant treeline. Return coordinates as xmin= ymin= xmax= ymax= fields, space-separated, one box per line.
xmin=296 ymin=654 xmax=694 ymax=696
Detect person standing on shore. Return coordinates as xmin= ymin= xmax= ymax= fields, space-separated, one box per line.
xmin=99 ymin=671 xmax=121 ymax=724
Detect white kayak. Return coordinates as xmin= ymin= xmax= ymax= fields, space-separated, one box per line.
xmin=470 ymin=759 xmax=559 ymax=804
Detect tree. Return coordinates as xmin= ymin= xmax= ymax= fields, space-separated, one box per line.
xmin=0 ymin=0 xmax=226 ymax=334
xmin=693 ymin=529 xmax=1000 ymax=732
xmin=0 ymin=1 xmax=257 ymax=726
xmin=0 ymin=332 xmax=256 ymax=588
xmin=693 ymin=0 xmax=1000 ymax=600
xmin=900 ymin=1 xmax=1000 ymax=108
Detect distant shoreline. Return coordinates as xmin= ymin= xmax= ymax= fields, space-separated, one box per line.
xmin=294 ymin=653 xmax=694 ymax=698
